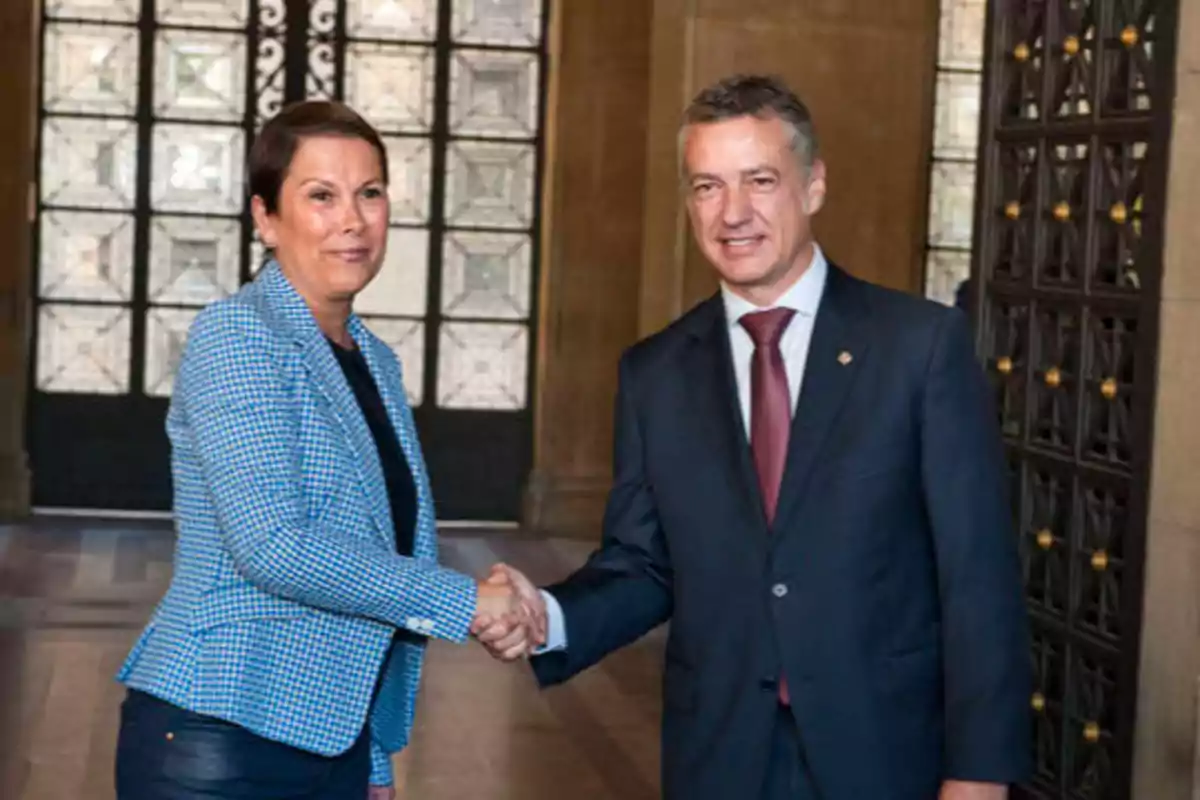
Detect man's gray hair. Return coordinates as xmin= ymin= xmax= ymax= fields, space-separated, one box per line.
xmin=678 ymin=74 xmax=819 ymax=169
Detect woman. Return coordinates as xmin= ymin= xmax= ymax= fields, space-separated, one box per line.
xmin=114 ymin=101 xmax=529 ymax=799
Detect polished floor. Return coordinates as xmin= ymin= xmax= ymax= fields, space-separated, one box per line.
xmin=0 ymin=518 xmax=665 ymax=799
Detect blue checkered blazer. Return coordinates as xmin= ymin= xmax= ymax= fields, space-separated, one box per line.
xmin=117 ymin=262 xmax=478 ymax=787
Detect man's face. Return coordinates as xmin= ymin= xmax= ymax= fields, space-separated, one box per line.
xmin=682 ymin=115 xmax=825 ymax=302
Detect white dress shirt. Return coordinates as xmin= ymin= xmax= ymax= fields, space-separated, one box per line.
xmin=536 ymin=246 xmax=830 ymax=653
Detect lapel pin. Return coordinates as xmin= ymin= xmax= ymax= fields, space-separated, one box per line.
xmin=838 ymin=350 xmax=853 ymax=366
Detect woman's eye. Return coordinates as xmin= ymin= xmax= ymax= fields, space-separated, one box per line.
xmin=310 ymin=190 xmax=332 ymax=202
xmin=362 ymin=186 xmax=385 ymax=199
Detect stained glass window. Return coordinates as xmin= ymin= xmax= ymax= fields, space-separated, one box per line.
xmin=35 ymin=0 xmax=546 ymax=408
xmin=329 ymin=0 xmax=546 ymax=410
xmin=31 ymin=0 xmax=548 ymax=515
xmin=925 ymin=0 xmax=986 ymax=306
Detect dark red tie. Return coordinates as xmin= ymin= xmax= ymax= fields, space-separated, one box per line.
xmin=739 ymin=307 xmax=796 ymax=705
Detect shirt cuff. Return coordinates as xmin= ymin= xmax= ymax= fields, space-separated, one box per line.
xmin=533 ymin=589 xmax=567 ymax=653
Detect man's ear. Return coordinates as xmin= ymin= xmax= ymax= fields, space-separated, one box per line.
xmin=803 ymin=158 xmax=827 ymax=215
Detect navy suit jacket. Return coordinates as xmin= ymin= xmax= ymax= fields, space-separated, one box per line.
xmin=532 ymin=264 xmax=1032 ymax=799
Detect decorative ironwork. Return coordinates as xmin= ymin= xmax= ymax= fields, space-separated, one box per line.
xmin=255 ymin=0 xmax=287 ymax=127
xmin=972 ymin=0 xmax=1178 ymax=797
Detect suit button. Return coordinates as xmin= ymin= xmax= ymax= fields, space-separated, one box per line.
xmin=759 ymin=678 xmax=778 ymax=692
xmin=772 ymin=583 xmax=788 ymax=598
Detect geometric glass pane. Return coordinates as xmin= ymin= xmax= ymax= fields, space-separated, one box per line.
xmin=151 ymin=124 xmax=245 ymax=214
xmin=363 ymin=317 xmax=425 ymax=407
xmin=47 ymin=0 xmax=139 ymax=22
xmin=41 ymin=118 xmax=138 ymax=210
xmin=927 ymin=160 xmax=977 ymax=249
xmin=249 ymin=237 xmax=268 ymax=277
xmin=157 ymin=0 xmax=249 ymax=28
xmin=354 ymin=227 xmax=428 ymax=317
xmin=344 ymin=43 xmax=434 ymax=134
xmin=442 ymin=232 xmax=531 ymax=319
xmin=436 ymin=321 xmax=527 ymax=410
xmin=444 ymin=142 xmax=535 ymax=229
xmin=346 ymin=0 xmax=437 ymax=41
xmin=450 ymin=50 xmax=539 ymax=139
xmin=938 ymin=0 xmax=985 ymax=71
xmin=43 ymin=23 xmax=139 ymax=116
xmin=452 ymin=0 xmax=542 ymax=46
xmin=149 ymin=216 xmax=241 ymax=304
xmin=145 ymin=307 xmax=199 ymax=397
xmin=36 ymin=304 xmax=131 ymax=394
xmin=383 ymin=136 xmax=431 ymax=224
xmin=154 ymin=30 xmax=247 ymax=123
xmin=924 ymin=248 xmax=972 ymax=306
xmin=39 ymin=211 xmax=136 ymax=302
xmin=933 ymin=71 xmax=982 ymax=161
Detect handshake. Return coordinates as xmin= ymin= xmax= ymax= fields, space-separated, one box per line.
xmin=470 ymin=564 xmax=548 ymax=661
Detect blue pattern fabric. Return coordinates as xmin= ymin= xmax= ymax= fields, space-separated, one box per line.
xmin=116 ymin=262 xmax=478 ymax=787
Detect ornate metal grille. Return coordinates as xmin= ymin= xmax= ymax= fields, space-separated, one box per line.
xmin=970 ymin=1 xmax=1179 ymax=797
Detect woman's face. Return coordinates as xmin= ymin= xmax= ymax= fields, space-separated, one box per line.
xmin=252 ymin=134 xmax=389 ymax=307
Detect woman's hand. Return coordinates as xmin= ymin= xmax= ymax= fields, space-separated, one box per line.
xmin=367 ymin=785 xmax=396 ymax=800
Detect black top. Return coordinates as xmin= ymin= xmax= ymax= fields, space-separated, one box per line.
xmin=328 ymin=339 xmax=416 ymax=558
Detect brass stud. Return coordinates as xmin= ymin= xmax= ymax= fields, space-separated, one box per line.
xmin=1037 ymin=528 xmax=1054 ymax=550
xmin=1032 ymin=692 xmax=1046 ymax=712
xmin=1110 ymin=202 xmax=1128 ymax=225
xmin=1045 ymin=366 xmax=1062 ymax=388
xmin=1014 ymin=42 xmax=1031 ymax=62
xmin=1084 ymin=721 xmax=1101 ymax=743
xmin=1004 ymin=201 xmax=1021 ymax=220
xmin=1092 ymin=549 xmax=1109 ymax=571
xmin=1120 ymin=25 xmax=1139 ymax=48
xmin=997 ymin=356 xmax=1014 ymax=375
xmin=1101 ymin=377 xmax=1118 ymax=399
xmin=165 ymin=732 xmax=175 ymax=741
xmin=1063 ymin=35 xmax=1081 ymax=56
xmin=1053 ymin=201 xmax=1071 ymax=222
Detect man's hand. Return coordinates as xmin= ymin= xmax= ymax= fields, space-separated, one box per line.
xmin=367 ymin=786 xmax=395 ymax=800
xmin=940 ymin=781 xmax=1007 ymax=800
xmin=472 ymin=563 xmax=546 ymax=661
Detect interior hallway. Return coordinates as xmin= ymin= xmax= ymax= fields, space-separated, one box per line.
xmin=0 ymin=519 xmax=664 ymax=799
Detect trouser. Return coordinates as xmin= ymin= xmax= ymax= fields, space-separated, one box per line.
xmin=762 ymin=703 xmax=820 ymax=800
xmin=115 ymin=689 xmax=370 ymax=799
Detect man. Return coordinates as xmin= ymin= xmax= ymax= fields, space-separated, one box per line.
xmin=478 ymin=74 xmax=1032 ymax=799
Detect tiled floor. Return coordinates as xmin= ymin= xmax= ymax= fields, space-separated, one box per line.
xmin=0 ymin=517 xmax=665 ymax=799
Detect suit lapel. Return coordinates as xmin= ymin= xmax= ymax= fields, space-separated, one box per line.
xmin=682 ymin=297 xmax=771 ymax=539
xmin=350 ymin=318 xmax=439 ymax=562
xmin=261 ymin=265 xmax=396 ymax=549
xmin=772 ymin=265 xmax=870 ymax=538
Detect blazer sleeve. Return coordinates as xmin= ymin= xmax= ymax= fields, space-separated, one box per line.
xmin=177 ymin=304 xmax=477 ymax=643
xmin=531 ymin=351 xmax=674 ymax=686
xmin=920 ymin=310 xmax=1033 ymax=783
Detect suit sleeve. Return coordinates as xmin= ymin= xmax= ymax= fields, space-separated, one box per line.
xmin=178 ymin=305 xmax=477 ymax=642
xmin=531 ymin=351 xmax=674 ymax=686
xmin=920 ymin=310 xmax=1033 ymax=782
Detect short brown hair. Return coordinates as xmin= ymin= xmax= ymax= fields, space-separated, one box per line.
xmin=681 ymin=74 xmax=818 ymax=165
xmin=249 ymin=100 xmax=389 ymax=214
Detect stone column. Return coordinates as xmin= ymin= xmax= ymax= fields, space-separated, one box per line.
xmin=0 ymin=0 xmax=37 ymax=520
xmin=1133 ymin=1 xmax=1200 ymax=796
xmin=522 ymin=0 xmax=653 ymax=536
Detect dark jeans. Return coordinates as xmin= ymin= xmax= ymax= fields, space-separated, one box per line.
xmin=115 ymin=689 xmax=370 ymax=800
xmin=762 ymin=704 xmax=820 ymax=800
